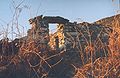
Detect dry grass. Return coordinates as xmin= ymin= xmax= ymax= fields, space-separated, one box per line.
xmin=74 ymin=15 xmax=120 ymax=78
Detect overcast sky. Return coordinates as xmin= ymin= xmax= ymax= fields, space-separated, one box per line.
xmin=0 ymin=0 xmax=119 ymax=39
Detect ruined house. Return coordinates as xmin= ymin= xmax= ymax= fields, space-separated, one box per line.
xmin=0 ymin=15 xmax=116 ymax=78
xmin=27 ymin=15 xmax=111 ymax=66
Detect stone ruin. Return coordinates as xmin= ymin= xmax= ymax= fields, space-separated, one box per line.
xmin=26 ymin=15 xmax=112 ymax=67
xmin=0 ymin=15 xmax=113 ymax=78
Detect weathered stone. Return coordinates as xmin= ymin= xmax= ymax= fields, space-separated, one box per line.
xmin=0 ymin=14 xmax=118 ymax=78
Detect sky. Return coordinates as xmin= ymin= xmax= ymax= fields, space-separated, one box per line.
xmin=0 ymin=0 xmax=119 ymax=39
